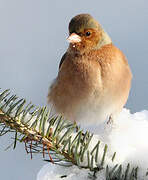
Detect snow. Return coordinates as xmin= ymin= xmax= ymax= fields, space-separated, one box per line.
xmin=37 ymin=108 xmax=148 ymax=180
xmin=37 ymin=164 xmax=106 ymax=180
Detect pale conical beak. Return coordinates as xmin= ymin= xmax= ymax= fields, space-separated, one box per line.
xmin=67 ymin=33 xmax=81 ymax=43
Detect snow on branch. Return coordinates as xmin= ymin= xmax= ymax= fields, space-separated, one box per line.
xmin=0 ymin=89 xmax=145 ymax=179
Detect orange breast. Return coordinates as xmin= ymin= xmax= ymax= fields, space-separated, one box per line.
xmin=48 ymin=44 xmax=132 ymax=121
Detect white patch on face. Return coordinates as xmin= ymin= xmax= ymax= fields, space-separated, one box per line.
xmin=67 ymin=33 xmax=81 ymax=44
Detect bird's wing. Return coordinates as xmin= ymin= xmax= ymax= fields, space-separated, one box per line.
xmin=59 ymin=52 xmax=67 ymax=69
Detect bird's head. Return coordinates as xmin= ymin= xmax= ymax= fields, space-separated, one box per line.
xmin=67 ymin=14 xmax=112 ymax=54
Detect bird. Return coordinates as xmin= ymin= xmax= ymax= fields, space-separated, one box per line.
xmin=47 ymin=14 xmax=132 ymax=125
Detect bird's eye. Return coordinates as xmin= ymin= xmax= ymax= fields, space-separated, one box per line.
xmin=85 ymin=31 xmax=91 ymax=36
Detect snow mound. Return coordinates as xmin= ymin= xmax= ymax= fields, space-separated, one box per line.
xmin=37 ymin=109 xmax=148 ymax=180
xmin=37 ymin=164 xmax=105 ymax=180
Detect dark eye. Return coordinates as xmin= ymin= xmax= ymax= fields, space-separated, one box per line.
xmin=85 ymin=31 xmax=91 ymax=36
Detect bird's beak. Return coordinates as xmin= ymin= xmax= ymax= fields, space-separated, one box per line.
xmin=67 ymin=33 xmax=81 ymax=43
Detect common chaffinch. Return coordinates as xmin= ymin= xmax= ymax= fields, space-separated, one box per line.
xmin=47 ymin=14 xmax=132 ymax=125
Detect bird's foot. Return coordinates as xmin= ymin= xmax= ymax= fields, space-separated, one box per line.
xmin=107 ymin=115 xmax=113 ymax=125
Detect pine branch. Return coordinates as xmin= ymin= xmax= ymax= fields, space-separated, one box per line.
xmin=0 ymin=89 xmax=141 ymax=179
